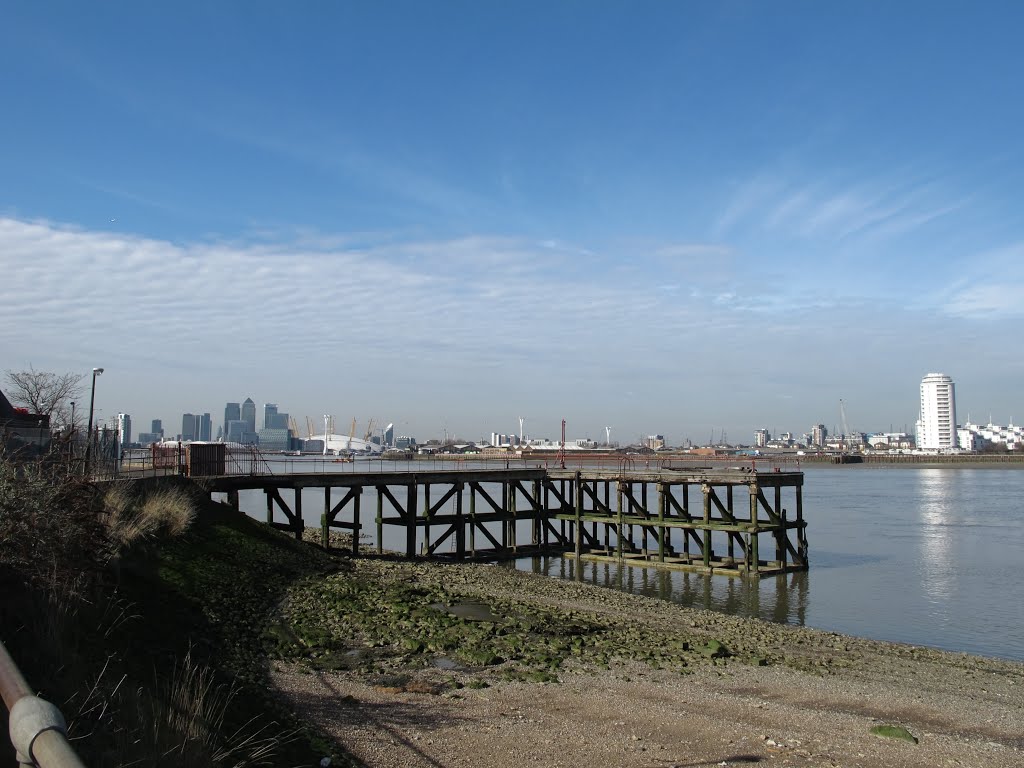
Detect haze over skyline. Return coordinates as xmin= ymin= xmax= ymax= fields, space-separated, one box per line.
xmin=2 ymin=3 xmax=1022 ymax=443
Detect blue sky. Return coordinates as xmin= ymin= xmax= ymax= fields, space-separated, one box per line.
xmin=2 ymin=2 xmax=1022 ymax=444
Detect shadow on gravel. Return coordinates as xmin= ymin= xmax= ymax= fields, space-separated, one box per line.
xmin=284 ymin=664 xmax=477 ymax=768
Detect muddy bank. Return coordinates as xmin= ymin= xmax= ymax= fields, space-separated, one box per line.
xmin=267 ymin=556 xmax=1024 ymax=767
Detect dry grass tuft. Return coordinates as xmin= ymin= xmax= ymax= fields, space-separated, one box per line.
xmin=103 ymin=482 xmax=156 ymax=551
xmin=103 ymin=484 xmax=196 ymax=553
xmin=150 ymin=648 xmax=294 ymax=765
xmin=140 ymin=487 xmax=196 ymax=536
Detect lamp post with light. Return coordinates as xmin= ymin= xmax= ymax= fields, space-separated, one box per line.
xmin=84 ymin=367 xmax=104 ymax=475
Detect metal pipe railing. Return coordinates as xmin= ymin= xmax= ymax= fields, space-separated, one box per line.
xmin=1 ymin=640 xmax=85 ymax=767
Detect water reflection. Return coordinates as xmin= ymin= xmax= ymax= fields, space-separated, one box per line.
xmin=511 ymin=556 xmax=808 ymax=626
xmin=917 ymin=469 xmax=955 ymax=610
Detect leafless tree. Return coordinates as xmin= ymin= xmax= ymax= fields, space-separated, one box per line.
xmin=4 ymin=366 xmax=84 ymax=428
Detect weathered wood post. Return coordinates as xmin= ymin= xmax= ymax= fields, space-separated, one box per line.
xmin=322 ymin=487 xmax=331 ymax=549
xmin=406 ymin=481 xmax=417 ymax=558
xmin=748 ymin=480 xmax=760 ymax=574
xmin=616 ymin=480 xmax=624 ymax=559
xmin=469 ymin=483 xmax=477 ymax=556
xmin=775 ymin=484 xmax=784 ymax=566
xmin=351 ymin=488 xmax=361 ymax=556
xmin=574 ymin=471 xmax=583 ymax=576
xmin=796 ymin=481 xmax=807 ymax=564
xmin=701 ymin=482 xmax=712 ymax=568
xmin=501 ymin=480 xmax=509 ymax=549
xmin=532 ymin=478 xmax=542 ymax=547
xmin=657 ymin=482 xmax=667 ymax=562
xmin=641 ymin=481 xmax=649 ymax=554
xmin=421 ymin=483 xmax=431 ymax=556
xmin=455 ymin=481 xmax=465 ymax=558
xmin=376 ymin=488 xmax=384 ymax=554
xmin=727 ymin=485 xmax=735 ymax=562
xmin=682 ymin=483 xmax=691 ymax=559
xmin=509 ymin=477 xmax=517 ymax=552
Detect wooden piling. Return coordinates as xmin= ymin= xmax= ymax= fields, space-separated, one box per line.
xmin=207 ymin=466 xmax=807 ymax=578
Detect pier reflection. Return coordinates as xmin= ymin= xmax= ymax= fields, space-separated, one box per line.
xmin=511 ymin=556 xmax=809 ymax=627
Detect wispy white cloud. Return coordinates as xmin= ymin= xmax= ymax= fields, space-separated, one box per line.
xmin=714 ymin=171 xmax=965 ymax=245
xmin=941 ymin=241 xmax=1024 ymax=319
xmin=0 ymin=218 xmax=742 ymax=376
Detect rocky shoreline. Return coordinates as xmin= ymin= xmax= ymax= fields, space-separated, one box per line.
xmin=267 ymin=552 xmax=1024 ymax=767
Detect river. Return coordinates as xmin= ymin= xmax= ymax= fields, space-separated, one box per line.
xmin=233 ymin=460 xmax=1024 ymax=661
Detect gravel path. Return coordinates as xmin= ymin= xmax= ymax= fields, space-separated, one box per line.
xmin=270 ymin=559 xmax=1024 ymax=768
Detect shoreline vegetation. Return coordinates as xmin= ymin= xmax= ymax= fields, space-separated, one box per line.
xmin=2 ymin=463 xmax=1023 ymax=766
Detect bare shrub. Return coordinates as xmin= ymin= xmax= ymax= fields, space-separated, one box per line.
xmin=0 ymin=454 xmax=105 ymax=593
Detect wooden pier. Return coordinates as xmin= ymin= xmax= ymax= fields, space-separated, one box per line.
xmin=205 ymin=466 xmax=808 ymax=577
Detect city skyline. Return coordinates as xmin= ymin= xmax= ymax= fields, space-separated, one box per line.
xmin=3 ymin=5 xmax=1023 ymax=440
xmin=102 ymin=374 xmax=1017 ymax=449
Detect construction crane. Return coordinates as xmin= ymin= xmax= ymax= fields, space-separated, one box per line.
xmin=348 ymin=417 xmax=357 ymax=450
xmin=363 ymin=418 xmax=376 ymax=442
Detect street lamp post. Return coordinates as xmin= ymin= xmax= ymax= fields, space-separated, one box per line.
xmin=84 ymin=367 xmax=104 ymax=475
xmin=70 ymin=401 xmax=76 ymax=435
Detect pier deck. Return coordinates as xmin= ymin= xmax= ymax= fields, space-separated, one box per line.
xmin=203 ymin=466 xmax=808 ymax=577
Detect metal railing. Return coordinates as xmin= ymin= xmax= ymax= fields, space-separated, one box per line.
xmin=0 ymin=640 xmax=85 ymax=767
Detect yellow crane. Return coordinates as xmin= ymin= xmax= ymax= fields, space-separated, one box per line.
xmin=305 ymin=416 xmax=316 ymax=438
xmin=363 ymin=418 xmax=376 ymax=442
xmin=348 ymin=417 xmax=357 ymax=449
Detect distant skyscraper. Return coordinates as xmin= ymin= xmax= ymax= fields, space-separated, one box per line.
xmin=264 ymin=403 xmax=278 ymax=430
xmin=182 ymin=413 xmax=197 ymax=441
xmin=917 ymin=373 xmax=957 ymax=451
xmin=241 ymin=398 xmax=256 ymax=433
xmin=116 ymin=413 xmax=131 ymax=448
xmin=224 ymin=402 xmax=240 ymax=439
xmin=181 ymin=413 xmax=211 ymax=442
xmin=227 ymin=419 xmax=246 ymax=443
xmin=811 ymin=424 xmax=828 ymax=448
xmin=198 ymin=413 xmax=212 ymax=442
xmin=754 ymin=429 xmax=769 ymax=447
xmin=151 ymin=419 xmax=163 ymax=436
xmin=384 ymin=423 xmax=394 ymax=447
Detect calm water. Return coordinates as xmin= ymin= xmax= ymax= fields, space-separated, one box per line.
xmin=232 ymin=461 xmax=1024 ymax=661
xmin=514 ymin=466 xmax=1024 ymax=661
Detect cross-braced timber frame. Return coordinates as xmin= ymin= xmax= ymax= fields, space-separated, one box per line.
xmin=205 ymin=467 xmax=808 ymax=576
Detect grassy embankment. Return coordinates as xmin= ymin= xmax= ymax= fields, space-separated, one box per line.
xmin=0 ymin=459 xmax=344 ymax=766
